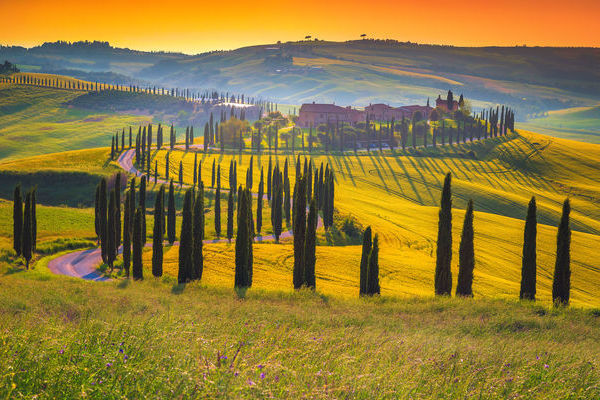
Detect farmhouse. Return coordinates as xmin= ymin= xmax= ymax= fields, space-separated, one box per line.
xmin=435 ymin=95 xmax=459 ymax=112
xmin=296 ymin=103 xmax=364 ymax=128
xmin=364 ymin=103 xmax=432 ymax=121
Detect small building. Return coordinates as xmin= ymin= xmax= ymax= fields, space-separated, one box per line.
xmin=364 ymin=103 xmax=432 ymax=121
xmin=297 ymin=103 xmax=364 ymax=128
xmin=436 ymin=95 xmax=459 ymax=113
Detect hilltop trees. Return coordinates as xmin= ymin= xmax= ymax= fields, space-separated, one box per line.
xmin=456 ymin=200 xmax=475 ymax=297
xmin=553 ymin=199 xmax=571 ymax=306
xmin=435 ymin=173 xmax=452 ymax=295
xmin=520 ymin=197 xmax=537 ymax=300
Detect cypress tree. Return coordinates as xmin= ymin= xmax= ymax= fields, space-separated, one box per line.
xmin=520 ymin=197 xmax=537 ymax=300
xmin=179 ymin=161 xmax=184 ymax=186
xmin=132 ymin=208 xmax=143 ymax=280
xmin=215 ymin=172 xmax=221 ymax=237
xmin=193 ymin=154 xmax=198 ymax=187
xmin=21 ymin=192 xmax=32 ymax=269
xmin=193 ymin=183 xmax=205 ymax=280
xmin=99 ymin=178 xmax=108 ymax=264
xmin=197 ymin=159 xmax=202 ymax=187
xmin=292 ymin=176 xmax=307 ymax=289
xmin=267 ymin=156 xmax=272 ymax=200
xmin=30 ymin=189 xmax=36 ymax=252
xmin=178 ymin=189 xmax=194 ymax=283
xmin=456 ymin=200 xmax=475 ymax=297
xmin=129 ymin=178 xmax=136 ymax=232
xmin=94 ymin=183 xmax=100 ymax=244
xmin=367 ymin=234 xmax=380 ymax=295
xmin=167 ymin=180 xmax=176 ymax=244
xmin=552 ymin=199 xmax=571 ymax=306
xmin=227 ymin=188 xmax=234 ymax=242
xmin=106 ymin=189 xmax=117 ymax=271
xmin=152 ymin=185 xmax=164 ymax=277
xmin=211 ymin=159 xmax=216 ymax=188
xmin=257 ymin=168 xmax=264 ymax=234
xmin=247 ymin=155 xmax=253 ymax=189
xmin=123 ymin=190 xmax=131 ymax=277
xmin=234 ymin=188 xmax=253 ymax=288
xmin=304 ymin=198 xmax=317 ymax=289
xmin=115 ymin=173 xmax=121 ymax=248
xmin=139 ymin=176 xmax=147 ymax=245
xmin=284 ymin=164 xmax=291 ymax=225
xmin=13 ymin=184 xmax=22 ymax=256
xmin=435 ymin=173 xmax=452 ymax=296
xmin=271 ymin=169 xmax=283 ymax=242
xmin=359 ymin=227 xmax=372 ymax=296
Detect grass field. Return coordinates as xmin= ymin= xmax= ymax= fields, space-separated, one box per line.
xmin=521 ymin=104 xmax=600 ymax=144
xmin=0 ymin=84 xmax=151 ymax=161
xmin=1 ymin=268 xmax=599 ymax=398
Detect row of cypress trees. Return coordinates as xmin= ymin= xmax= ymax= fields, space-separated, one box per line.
xmin=12 ymin=184 xmax=37 ymax=269
xmin=434 ymin=172 xmax=573 ymax=305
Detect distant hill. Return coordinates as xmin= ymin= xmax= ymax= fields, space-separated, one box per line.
xmin=2 ymin=40 xmax=600 ymax=117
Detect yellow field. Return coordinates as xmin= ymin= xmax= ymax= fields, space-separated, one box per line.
xmin=147 ymin=130 xmax=600 ymax=307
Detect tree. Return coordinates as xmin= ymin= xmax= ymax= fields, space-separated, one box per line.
xmin=123 ymin=190 xmax=131 ymax=277
xmin=139 ymin=176 xmax=147 ymax=245
xmin=267 ymin=156 xmax=272 ymax=200
xmin=106 ymin=189 xmax=117 ymax=271
xmin=227 ymin=188 xmax=235 ymax=242
xmin=234 ymin=188 xmax=253 ymax=289
xmin=115 ymin=173 xmax=122 ymax=249
xmin=178 ymin=189 xmax=194 ymax=283
xmin=215 ymin=170 xmax=221 ymax=237
xmin=304 ymin=198 xmax=317 ymax=289
xmin=520 ymin=197 xmax=537 ymax=300
xmin=152 ymin=185 xmax=164 ymax=277
xmin=13 ymin=184 xmax=22 ymax=256
xmin=99 ymin=178 xmax=108 ymax=264
xmin=284 ymin=162 xmax=291 ymax=225
xmin=132 ymin=208 xmax=144 ymax=280
xmin=293 ymin=176 xmax=307 ymax=289
xmin=247 ymin=156 xmax=253 ymax=189
xmin=359 ymin=227 xmax=372 ymax=296
xmin=179 ymin=161 xmax=184 ymax=186
xmin=435 ymin=173 xmax=452 ymax=295
xmin=447 ymin=90 xmax=454 ymax=111
xmin=456 ymin=200 xmax=475 ymax=297
xmin=366 ymin=234 xmax=380 ymax=295
xmin=21 ymin=192 xmax=32 ymax=269
xmin=257 ymin=168 xmax=264 ymax=234
xmin=271 ymin=168 xmax=283 ymax=241
xmin=167 ymin=180 xmax=176 ymax=244
xmin=193 ymin=183 xmax=204 ymax=280
xmin=94 ymin=184 xmax=100 ymax=244
xmin=552 ymin=199 xmax=571 ymax=306
xmin=211 ymin=159 xmax=216 ymax=188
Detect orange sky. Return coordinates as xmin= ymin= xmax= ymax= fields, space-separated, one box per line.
xmin=2 ymin=0 xmax=599 ymax=53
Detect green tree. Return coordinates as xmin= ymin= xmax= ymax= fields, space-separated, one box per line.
xmin=234 ymin=188 xmax=253 ymax=289
xmin=193 ymin=183 xmax=205 ymax=280
xmin=293 ymin=176 xmax=307 ymax=289
xmin=367 ymin=234 xmax=380 ymax=295
xmin=152 ymin=185 xmax=164 ymax=278
xmin=99 ymin=178 xmax=108 ymax=264
xmin=21 ymin=192 xmax=33 ymax=269
xmin=106 ymin=189 xmax=117 ymax=271
xmin=304 ymin=198 xmax=317 ymax=289
xmin=435 ymin=173 xmax=452 ymax=296
xmin=456 ymin=200 xmax=475 ymax=297
xmin=520 ymin=197 xmax=537 ymax=300
xmin=13 ymin=184 xmax=22 ymax=256
xmin=257 ymin=168 xmax=264 ymax=234
xmin=227 ymin=188 xmax=234 ymax=242
xmin=122 ymin=190 xmax=131 ymax=277
xmin=215 ymin=173 xmax=221 ymax=237
xmin=167 ymin=180 xmax=176 ymax=244
xmin=359 ymin=226 xmax=372 ymax=296
xmin=552 ymin=199 xmax=571 ymax=306
xmin=178 ymin=189 xmax=194 ymax=283
xmin=139 ymin=176 xmax=147 ymax=245
xmin=132 ymin=208 xmax=144 ymax=280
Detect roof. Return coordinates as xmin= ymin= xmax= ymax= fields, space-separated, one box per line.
xmin=299 ymin=103 xmax=351 ymax=113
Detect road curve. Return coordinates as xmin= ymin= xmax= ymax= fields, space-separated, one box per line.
xmin=48 ymin=148 xmax=321 ymax=280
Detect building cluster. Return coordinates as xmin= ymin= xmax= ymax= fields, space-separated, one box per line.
xmin=297 ymin=101 xmax=434 ymax=128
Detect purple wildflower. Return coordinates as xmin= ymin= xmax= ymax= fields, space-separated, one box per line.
xmin=544 ymin=364 xmax=549 ymax=369
xmin=260 ymin=372 xmax=266 ymax=379
xmin=59 ymin=349 xmax=64 ymax=355
xmin=247 ymin=379 xmax=255 ymax=386
xmin=106 ymin=363 xmax=112 ymax=368
xmin=119 ymin=349 xmax=124 ymax=354
xmin=257 ymin=364 xmax=265 ymax=369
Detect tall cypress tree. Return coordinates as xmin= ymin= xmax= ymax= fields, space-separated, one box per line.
xmin=193 ymin=154 xmax=198 ymax=187
xmin=132 ymin=208 xmax=144 ymax=280
xmin=167 ymin=180 xmax=176 ymax=244
xmin=271 ymin=169 xmax=283 ymax=241
xmin=284 ymin=166 xmax=291 ymax=225
xmin=367 ymin=234 xmax=380 ymax=295
xmin=552 ymin=199 xmax=571 ymax=306
xmin=257 ymin=168 xmax=264 ymax=234
xmin=99 ymin=178 xmax=108 ymax=264
xmin=359 ymin=227 xmax=372 ymax=296
xmin=456 ymin=200 xmax=475 ymax=297
xmin=215 ymin=170 xmax=221 ymax=237
xmin=152 ymin=185 xmax=164 ymax=277
xmin=179 ymin=161 xmax=184 ymax=186
xmin=435 ymin=173 xmax=452 ymax=296
xmin=267 ymin=156 xmax=272 ymax=200
xmin=106 ymin=189 xmax=117 ymax=271
xmin=13 ymin=184 xmax=22 ymax=256
xmin=292 ymin=176 xmax=307 ymax=289
xmin=304 ymin=198 xmax=317 ymax=289
xmin=227 ymin=188 xmax=235 ymax=242
xmin=234 ymin=188 xmax=253 ymax=289
xmin=21 ymin=192 xmax=32 ymax=269
xmin=247 ymin=156 xmax=253 ymax=189
xmin=123 ymin=190 xmax=131 ymax=277
xmin=178 ymin=189 xmax=194 ymax=283
xmin=31 ymin=189 xmax=37 ymax=252
xmin=115 ymin=174 xmax=122 ymax=248
xmin=520 ymin=197 xmax=537 ymax=300
xmin=193 ymin=183 xmax=205 ymax=281
xmin=139 ymin=175 xmax=147 ymax=245
xmin=211 ymin=159 xmax=215 ymax=188
xmin=94 ymin=183 xmax=100 ymax=244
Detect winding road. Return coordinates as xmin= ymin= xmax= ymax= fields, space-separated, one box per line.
xmin=48 ymin=148 xmax=320 ymax=280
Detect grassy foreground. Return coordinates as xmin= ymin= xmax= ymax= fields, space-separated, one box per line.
xmin=1 ymin=268 xmax=599 ymax=399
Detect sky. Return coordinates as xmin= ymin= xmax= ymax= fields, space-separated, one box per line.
xmin=2 ymin=0 xmax=599 ymax=54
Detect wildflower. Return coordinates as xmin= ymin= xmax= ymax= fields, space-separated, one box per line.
xmin=536 ymin=355 xmax=540 ymax=360
xmin=274 ymin=375 xmax=279 ymax=382
xmin=106 ymin=363 xmax=113 ymax=368
xmin=119 ymin=349 xmax=124 ymax=354
xmin=220 ymin=355 xmax=228 ymax=360
xmin=257 ymin=364 xmax=265 ymax=369
xmin=544 ymin=364 xmax=549 ymax=369
xmin=234 ymin=372 xmax=239 ymax=377
xmin=247 ymin=379 xmax=255 ymax=386
xmin=59 ymin=349 xmax=64 ymax=355
xmin=260 ymin=372 xmax=265 ymax=379
xmin=124 ymin=355 xmax=129 ymax=361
